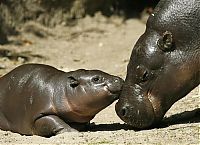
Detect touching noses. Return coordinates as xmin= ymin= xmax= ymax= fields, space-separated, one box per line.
xmin=116 ymin=103 xmax=130 ymax=118
xmin=107 ymin=77 xmax=124 ymax=93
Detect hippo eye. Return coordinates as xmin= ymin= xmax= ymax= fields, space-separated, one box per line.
xmin=141 ymin=70 xmax=149 ymax=82
xmin=136 ymin=65 xmax=150 ymax=83
xmin=68 ymin=76 xmax=79 ymax=88
xmin=92 ymin=76 xmax=103 ymax=83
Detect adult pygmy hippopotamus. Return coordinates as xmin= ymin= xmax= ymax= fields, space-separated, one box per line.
xmin=0 ymin=64 xmax=124 ymax=137
xmin=116 ymin=0 xmax=200 ymax=128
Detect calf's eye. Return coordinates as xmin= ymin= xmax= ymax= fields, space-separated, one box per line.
xmin=92 ymin=76 xmax=103 ymax=83
xmin=136 ymin=65 xmax=150 ymax=83
xmin=141 ymin=70 xmax=149 ymax=82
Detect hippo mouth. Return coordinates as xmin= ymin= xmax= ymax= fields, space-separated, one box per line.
xmin=146 ymin=91 xmax=164 ymax=123
xmin=104 ymin=85 xmax=121 ymax=100
xmin=115 ymin=87 xmax=165 ymax=129
xmin=126 ymin=91 xmax=164 ymax=128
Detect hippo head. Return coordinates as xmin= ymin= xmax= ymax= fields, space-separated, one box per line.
xmin=65 ymin=69 xmax=124 ymax=123
xmin=116 ymin=0 xmax=200 ymax=128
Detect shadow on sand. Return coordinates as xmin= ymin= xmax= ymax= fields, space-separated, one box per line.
xmin=88 ymin=108 xmax=200 ymax=132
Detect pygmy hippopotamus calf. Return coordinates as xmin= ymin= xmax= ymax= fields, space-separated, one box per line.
xmin=116 ymin=0 xmax=200 ymax=128
xmin=0 ymin=64 xmax=124 ymax=137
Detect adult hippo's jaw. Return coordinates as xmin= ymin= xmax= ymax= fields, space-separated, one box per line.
xmin=115 ymin=71 xmax=167 ymax=128
xmin=116 ymin=0 xmax=200 ymax=128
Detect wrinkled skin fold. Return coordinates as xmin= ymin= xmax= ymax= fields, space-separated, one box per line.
xmin=116 ymin=0 xmax=200 ymax=128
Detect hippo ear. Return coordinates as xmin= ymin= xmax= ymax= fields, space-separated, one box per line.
xmin=157 ymin=31 xmax=174 ymax=51
xmin=68 ymin=76 xmax=79 ymax=88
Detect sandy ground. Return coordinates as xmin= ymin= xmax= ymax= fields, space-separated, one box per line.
xmin=0 ymin=15 xmax=199 ymax=144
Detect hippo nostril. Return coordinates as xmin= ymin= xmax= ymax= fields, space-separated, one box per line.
xmin=114 ymin=77 xmax=124 ymax=84
xmin=121 ymin=106 xmax=128 ymax=117
xmin=121 ymin=108 xmax=126 ymax=117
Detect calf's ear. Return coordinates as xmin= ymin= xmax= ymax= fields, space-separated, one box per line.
xmin=157 ymin=31 xmax=174 ymax=52
xmin=68 ymin=76 xmax=79 ymax=88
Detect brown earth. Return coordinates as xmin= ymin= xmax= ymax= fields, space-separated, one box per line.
xmin=0 ymin=14 xmax=199 ymax=144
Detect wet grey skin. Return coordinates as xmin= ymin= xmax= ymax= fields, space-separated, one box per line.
xmin=116 ymin=0 xmax=200 ymax=129
xmin=0 ymin=63 xmax=124 ymax=137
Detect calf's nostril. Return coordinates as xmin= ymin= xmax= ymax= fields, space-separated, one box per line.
xmin=114 ymin=78 xmax=119 ymax=83
xmin=114 ymin=77 xmax=124 ymax=84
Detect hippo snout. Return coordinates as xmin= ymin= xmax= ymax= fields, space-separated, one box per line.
xmin=115 ymin=100 xmax=156 ymax=128
xmin=116 ymin=103 xmax=130 ymax=118
xmin=115 ymin=84 xmax=158 ymax=128
xmin=107 ymin=77 xmax=124 ymax=94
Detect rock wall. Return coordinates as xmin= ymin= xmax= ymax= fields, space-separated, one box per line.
xmin=0 ymin=15 xmax=8 ymax=44
xmin=0 ymin=0 xmax=159 ymax=44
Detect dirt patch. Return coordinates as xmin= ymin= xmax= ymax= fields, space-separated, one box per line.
xmin=0 ymin=15 xmax=199 ymax=144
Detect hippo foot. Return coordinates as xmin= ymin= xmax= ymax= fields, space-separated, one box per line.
xmin=56 ymin=127 xmax=78 ymax=135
